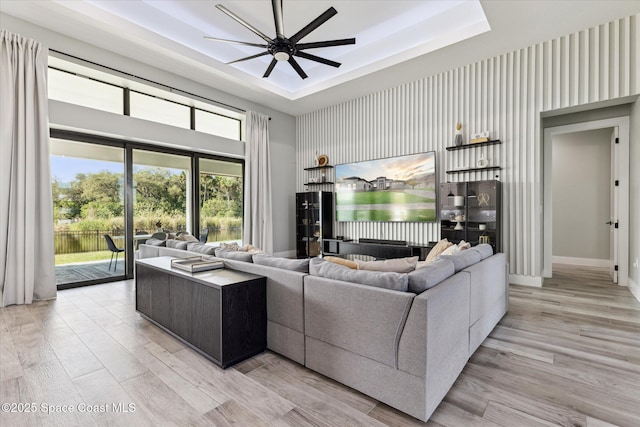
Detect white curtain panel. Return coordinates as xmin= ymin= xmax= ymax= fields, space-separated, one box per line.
xmin=0 ymin=30 xmax=56 ymax=306
xmin=243 ymin=111 xmax=273 ymax=254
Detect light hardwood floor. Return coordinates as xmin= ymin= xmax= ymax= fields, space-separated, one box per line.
xmin=1 ymin=264 xmax=639 ymax=426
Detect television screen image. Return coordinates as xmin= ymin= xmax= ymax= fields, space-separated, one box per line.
xmin=335 ymin=151 xmax=437 ymax=222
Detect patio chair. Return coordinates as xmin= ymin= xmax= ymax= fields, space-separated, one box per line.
xmin=104 ymin=234 xmax=125 ymax=272
xmin=199 ymin=228 xmax=209 ymax=244
xmin=150 ymin=232 xmax=167 ymax=240
xmin=135 ymin=230 xmax=149 ymax=249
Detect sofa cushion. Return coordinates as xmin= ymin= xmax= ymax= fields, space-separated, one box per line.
xmin=355 ymin=256 xmax=418 ymax=273
xmin=144 ymin=238 xmax=166 ymax=247
xmin=186 ymin=242 xmax=217 ymax=255
xmin=407 ymin=258 xmax=456 ymax=293
xmin=215 ymin=248 xmax=254 ymax=262
xmin=470 ymin=243 xmax=494 ymax=259
xmin=165 ymin=239 xmax=188 ymax=250
xmin=252 ymin=254 xmax=310 ymax=273
xmin=309 ymin=258 xmax=408 ymax=292
xmin=440 ymin=249 xmax=482 ymax=273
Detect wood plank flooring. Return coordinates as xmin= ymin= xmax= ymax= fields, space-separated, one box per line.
xmin=1 ymin=263 xmax=639 ymax=426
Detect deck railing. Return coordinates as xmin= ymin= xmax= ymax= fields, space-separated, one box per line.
xmin=54 ymin=227 xmax=243 ymax=254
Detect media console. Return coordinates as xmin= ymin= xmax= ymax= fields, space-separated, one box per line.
xmin=323 ymin=239 xmax=435 ymax=261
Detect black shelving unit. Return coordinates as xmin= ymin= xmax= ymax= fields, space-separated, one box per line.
xmin=296 ymin=191 xmax=333 ymax=258
xmin=439 ymin=180 xmax=501 ymax=252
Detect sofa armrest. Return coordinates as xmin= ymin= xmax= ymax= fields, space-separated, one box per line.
xmin=397 ymin=272 xmax=470 ymax=378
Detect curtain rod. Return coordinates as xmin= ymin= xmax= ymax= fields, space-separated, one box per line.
xmin=50 ymin=49 xmax=249 ymax=115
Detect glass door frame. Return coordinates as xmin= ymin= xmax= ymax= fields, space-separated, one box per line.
xmin=51 ymin=129 xmax=245 ymax=288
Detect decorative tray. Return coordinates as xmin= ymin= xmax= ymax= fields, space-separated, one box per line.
xmin=170 ymin=256 xmax=224 ymax=273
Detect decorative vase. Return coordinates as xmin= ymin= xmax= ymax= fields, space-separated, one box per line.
xmin=454 ymin=122 xmax=463 ymax=146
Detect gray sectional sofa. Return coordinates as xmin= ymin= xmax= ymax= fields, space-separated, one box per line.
xmin=136 ymin=242 xmax=508 ymax=422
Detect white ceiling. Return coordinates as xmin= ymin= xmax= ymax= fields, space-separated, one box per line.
xmin=2 ymin=1 xmax=639 ymax=116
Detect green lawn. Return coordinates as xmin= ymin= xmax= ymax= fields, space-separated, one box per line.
xmin=337 ymin=209 xmax=436 ymax=222
xmin=55 ymin=250 xmax=113 ymax=265
xmin=337 ymin=190 xmax=435 ymax=205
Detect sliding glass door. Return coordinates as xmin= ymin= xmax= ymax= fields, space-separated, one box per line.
xmin=199 ymin=158 xmax=243 ymax=244
xmin=51 ymin=139 xmax=126 ymax=286
xmin=50 ymin=133 xmax=244 ymax=288
xmin=133 ymin=150 xmax=192 ymax=239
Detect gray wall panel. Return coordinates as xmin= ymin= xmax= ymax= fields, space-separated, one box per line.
xmin=297 ymin=14 xmax=639 ymax=278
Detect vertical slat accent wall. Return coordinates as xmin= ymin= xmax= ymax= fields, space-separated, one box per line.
xmin=296 ymin=15 xmax=639 ymax=277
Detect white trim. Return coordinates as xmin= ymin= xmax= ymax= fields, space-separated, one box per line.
xmin=628 ymin=277 xmax=640 ymax=303
xmin=552 ymin=256 xmax=612 ymax=268
xmin=543 ymin=116 xmax=630 ymax=286
xmin=509 ymin=274 xmax=543 ymax=287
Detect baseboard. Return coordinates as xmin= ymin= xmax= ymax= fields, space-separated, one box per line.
xmin=509 ymin=274 xmax=543 ymax=287
xmin=552 ymin=256 xmax=612 ymax=268
xmin=628 ymin=277 xmax=640 ymax=303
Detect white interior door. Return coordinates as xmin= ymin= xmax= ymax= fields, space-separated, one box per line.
xmin=609 ymin=128 xmax=618 ymax=284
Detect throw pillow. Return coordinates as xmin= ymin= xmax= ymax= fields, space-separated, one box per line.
xmin=144 ymin=238 xmax=166 ymax=247
xmin=309 ymin=258 xmax=409 ymax=292
xmin=165 ymin=239 xmax=188 ymax=250
xmin=325 ymin=256 xmax=358 ymax=269
xmin=458 ymin=240 xmax=471 ymax=250
xmin=176 ymin=234 xmax=199 ymax=242
xmin=407 ymin=258 xmax=456 ymax=293
xmin=220 ymin=242 xmax=241 ymax=251
xmin=426 ymin=238 xmax=453 ymax=263
xmin=252 ymin=254 xmax=309 ymax=273
xmin=440 ymin=244 xmax=461 ymax=256
xmin=355 ymin=256 xmax=418 ymax=273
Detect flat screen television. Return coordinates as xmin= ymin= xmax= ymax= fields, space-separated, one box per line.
xmin=335 ymin=151 xmax=437 ymax=222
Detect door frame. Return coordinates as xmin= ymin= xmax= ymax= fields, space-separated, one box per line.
xmin=542 ymin=117 xmax=629 ymax=285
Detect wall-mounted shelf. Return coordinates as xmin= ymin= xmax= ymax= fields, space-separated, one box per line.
xmin=446 ymin=166 xmax=501 ymax=175
xmin=446 ymin=140 xmax=502 ymax=151
xmin=304 ymin=182 xmax=334 ymax=186
xmin=304 ymin=165 xmax=334 ymax=171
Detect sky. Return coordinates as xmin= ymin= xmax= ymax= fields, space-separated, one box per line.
xmin=335 ymin=151 xmax=435 ymax=182
xmin=50 ymin=156 xmax=182 ymax=184
xmin=50 ymin=157 xmax=123 ymax=184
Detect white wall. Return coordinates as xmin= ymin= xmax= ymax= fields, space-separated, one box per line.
xmin=552 ymin=129 xmax=612 ymax=262
xmin=1 ymin=13 xmax=297 ymax=255
xmin=297 ymin=14 xmax=640 ymax=281
xmin=629 ymin=99 xmax=640 ymax=300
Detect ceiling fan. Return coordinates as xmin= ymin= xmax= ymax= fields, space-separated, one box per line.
xmin=204 ymin=0 xmax=356 ymax=79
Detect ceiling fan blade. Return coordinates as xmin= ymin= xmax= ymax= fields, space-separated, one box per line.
xmin=263 ymin=58 xmax=278 ymax=78
xmin=271 ymin=0 xmax=285 ymax=40
xmin=289 ymin=7 xmax=337 ymax=44
xmin=203 ymin=36 xmax=268 ymax=48
xmin=296 ymin=38 xmax=356 ymax=50
xmin=215 ymin=4 xmax=273 ymax=43
xmin=227 ymin=51 xmax=270 ymax=65
xmin=295 ymin=51 xmax=341 ymax=68
xmin=288 ymin=56 xmax=308 ymax=79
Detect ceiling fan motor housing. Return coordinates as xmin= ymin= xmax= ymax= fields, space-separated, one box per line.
xmin=270 ymin=39 xmax=295 ymax=61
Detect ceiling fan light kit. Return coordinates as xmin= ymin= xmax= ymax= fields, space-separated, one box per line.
xmin=205 ymin=0 xmax=356 ymax=79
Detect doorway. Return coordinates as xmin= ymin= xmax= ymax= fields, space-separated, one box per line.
xmin=543 ymin=117 xmax=629 ymax=285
